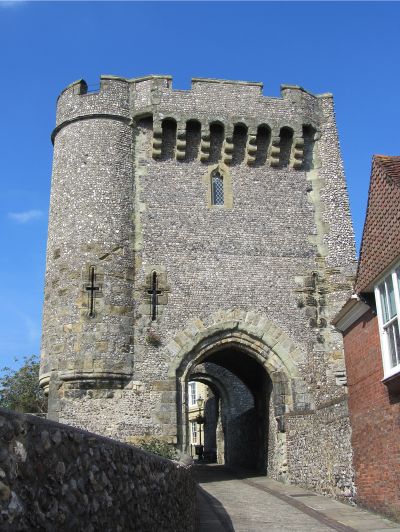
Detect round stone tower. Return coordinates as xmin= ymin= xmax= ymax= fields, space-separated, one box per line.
xmin=40 ymin=77 xmax=138 ymax=422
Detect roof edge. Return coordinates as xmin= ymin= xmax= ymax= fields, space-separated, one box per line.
xmin=331 ymin=296 xmax=370 ymax=332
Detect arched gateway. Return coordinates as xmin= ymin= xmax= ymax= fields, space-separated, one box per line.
xmin=41 ymin=74 xmax=357 ymax=499
xmin=155 ymin=310 xmax=312 ymax=476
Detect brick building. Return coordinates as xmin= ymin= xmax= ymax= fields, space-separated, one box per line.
xmin=40 ymin=75 xmax=357 ymax=498
xmin=333 ymin=155 xmax=400 ymax=519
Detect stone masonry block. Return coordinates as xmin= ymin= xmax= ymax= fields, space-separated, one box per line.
xmin=160 ymin=391 xmax=178 ymax=403
xmin=52 ymin=343 xmax=64 ymax=354
xmin=152 ymin=380 xmax=177 ymax=392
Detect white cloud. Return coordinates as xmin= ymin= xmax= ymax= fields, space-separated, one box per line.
xmin=0 ymin=303 xmax=41 ymax=345
xmin=0 ymin=1 xmax=27 ymax=8
xmin=8 ymin=210 xmax=43 ymax=223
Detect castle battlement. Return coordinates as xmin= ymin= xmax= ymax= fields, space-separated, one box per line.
xmin=53 ymin=74 xmax=335 ymax=169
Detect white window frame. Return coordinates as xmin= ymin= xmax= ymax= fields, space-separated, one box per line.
xmin=188 ymin=382 xmax=197 ymax=407
xmin=374 ymin=260 xmax=400 ymax=379
xmin=190 ymin=421 xmax=197 ymax=445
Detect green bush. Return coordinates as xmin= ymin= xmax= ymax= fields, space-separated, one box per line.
xmin=0 ymin=355 xmax=47 ymax=414
xmin=135 ymin=437 xmax=177 ymax=460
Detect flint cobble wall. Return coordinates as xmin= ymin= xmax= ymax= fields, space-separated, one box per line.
xmin=286 ymin=397 xmax=355 ymax=504
xmin=226 ymin=408 xmax=258 ymax=469
xmin=204 ymin=396 xmax=218 ymax=451
xmin=0 ymin=408 xmax=196 ymax=532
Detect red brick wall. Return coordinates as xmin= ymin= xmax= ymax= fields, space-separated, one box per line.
xmin=344 ymin=308 xmax=400 ymax=520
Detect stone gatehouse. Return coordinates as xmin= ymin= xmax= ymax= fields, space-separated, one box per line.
xmin=40 ymin=74 xmax=357 ymax=500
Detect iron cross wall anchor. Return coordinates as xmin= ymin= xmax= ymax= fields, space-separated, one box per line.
xmin=139 ymin=269 xmax=171 ymax=321
xmin=147 ymin=271 xmax=162 ymax=321
xmin=85 ymin=266 xmax=100 ymax=317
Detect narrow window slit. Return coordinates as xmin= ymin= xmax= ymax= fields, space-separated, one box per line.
xmin=185 ymin=120 xmax=201 ymax=161
xmin=255 ymin=127 xmax=270 ymax=166
xmin=161 ymin=119 xmax=177 ymax=160
xmin=302 ymin=125 xmax=317 ymax=169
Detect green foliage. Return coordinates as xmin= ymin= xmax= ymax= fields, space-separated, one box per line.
xmin=0 ymin=356 xmax=47 ymax=414
xmin=146 ymin=329 xmax=161 ymax=345
xmin=135 ymin=437 xmax=177 ymax=460
xmin=297 ymin=300 xmax=305 ymax=309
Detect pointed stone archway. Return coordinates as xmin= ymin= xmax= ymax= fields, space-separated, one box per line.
xmin=188 ymin=370 xmax=236 ymax=465
xmin=152 ymin=309 xmax=314 ymax=477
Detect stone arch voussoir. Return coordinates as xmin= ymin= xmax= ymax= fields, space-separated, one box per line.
xmin=166 ymin=309 xmax=312 ymax=408
xmin=156 ymin=309 xmax=314 ymax=448
xmin=167 ymin=311 xmax=301 ymax=377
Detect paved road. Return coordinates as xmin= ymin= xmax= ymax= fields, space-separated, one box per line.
xmin=196 ymin=464 xmax=400 ymax=532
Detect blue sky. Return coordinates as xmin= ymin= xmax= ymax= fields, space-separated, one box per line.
xmin=1 ymin=1 xmax=399 ymax=373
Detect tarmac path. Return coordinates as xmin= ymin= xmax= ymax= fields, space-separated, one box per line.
xmin=196 ymin=464 xmax=400 ymax=532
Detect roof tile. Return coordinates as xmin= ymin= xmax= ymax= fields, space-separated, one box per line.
xmin=354 ymin=155 xmax=400 ymax=293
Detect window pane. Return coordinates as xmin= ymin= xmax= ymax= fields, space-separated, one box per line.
xmin=395 ymin=322 xmax=400 ymax=367
xmin=396 ymin=267 xmax=400 ymax=297
xmin=386 ymin=321 xmax=400 ymax=368
xmin=191 ymin=421 xmax=197 ymax=444
xmin=189 ymin=382 xmax=196 ymax=406
xmin=213 ymin=174 xmax=224 ymax=205
xmin=379 ymin=281 xmax=390 ymax=324
xmin=387 ymin=276 xmax=397 ymax=319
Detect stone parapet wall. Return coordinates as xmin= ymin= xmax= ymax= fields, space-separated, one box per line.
xmin=54 ymin=76 xmax=322 ymax=138
xmin=0 ymin=408 xmax=197 ymax=532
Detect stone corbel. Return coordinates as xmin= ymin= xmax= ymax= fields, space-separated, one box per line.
xmin=199 ymin=124 xmax=210 ymax=162
xmin=222 ymin=127 xmax=234 ymax=164
xmin=290 ymin=137 xmax=304 ymax=168
xmin=151 ymin=121 xmax=162 ymax=159
xmin=269 ymin=136 xmax=280 ymax=167
xmin=245 ymin=127 xmax=258 ymax=165
xmin=175 ymin=122 xmax=186 ymax=160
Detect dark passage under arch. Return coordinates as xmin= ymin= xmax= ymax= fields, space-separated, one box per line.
xmin=187 ymin=346 xmax=273 ymax=472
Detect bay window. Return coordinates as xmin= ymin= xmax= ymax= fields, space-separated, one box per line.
xmin=375 ymin=263 xmax=400 ymax=378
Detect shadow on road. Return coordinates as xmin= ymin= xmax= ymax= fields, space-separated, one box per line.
xmin=195 ymin=462 xmax=261 ymax=483
xmin=195 ymin=463 xmax=261 ymax=531
xmin=197 ymin=484 xmax=235 ymax=531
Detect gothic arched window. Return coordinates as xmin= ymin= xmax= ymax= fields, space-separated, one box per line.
xmin=212 ymin=173 xmax=224 ymax=205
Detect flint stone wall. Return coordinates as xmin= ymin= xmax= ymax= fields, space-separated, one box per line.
xmin=204 ymin=396 xmax=218 ymax=451
xmin=0 ymin=408 xmax=197 ymax=532
xmin=226 ymin=408 xmax=258 ymax=469
xmin=285 ymin=396 xmax=355 ymax=504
